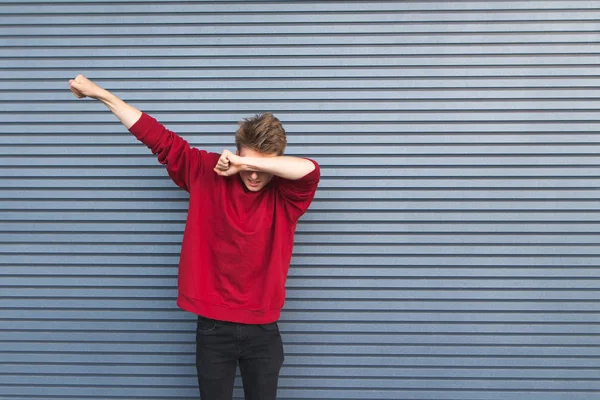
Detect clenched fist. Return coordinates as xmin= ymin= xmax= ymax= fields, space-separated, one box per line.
xmin=68 ymin=75 xmax=104 ymax=99
xmin=214 ymin=149 xmax=245 ymax=177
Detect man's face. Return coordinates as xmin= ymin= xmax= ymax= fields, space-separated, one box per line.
xmin=237 ymin=147 xmax=277 ymax=192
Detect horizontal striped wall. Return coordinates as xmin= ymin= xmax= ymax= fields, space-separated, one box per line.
xmin=1 ymin=1 xmax=600 ymax=399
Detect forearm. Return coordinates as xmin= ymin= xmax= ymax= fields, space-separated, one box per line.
xmin=69 ymin=75 xmax=142 ymax=129
xmin=95 ymin=89 xmax=143 ymax=129
xmin=241 ymin=156 xmax=315 ymax=180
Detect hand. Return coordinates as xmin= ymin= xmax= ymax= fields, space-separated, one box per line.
xmin=68 ymin=74 xmax=104 ymax=99
xmin=214 ymin=149 xmax=244 ymax=176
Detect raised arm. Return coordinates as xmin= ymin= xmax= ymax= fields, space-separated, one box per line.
xmin=69 ymin=74 xmax=207 ymax=192
xmin=69 ymin=75 xmax=142 ymax=129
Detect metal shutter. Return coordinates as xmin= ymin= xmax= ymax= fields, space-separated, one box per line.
xmin=1 ymin=1 xmax=599 ymax=399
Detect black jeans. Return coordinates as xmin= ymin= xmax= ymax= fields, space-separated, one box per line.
xmin=195 ymin=316 xmax=284 ymax=400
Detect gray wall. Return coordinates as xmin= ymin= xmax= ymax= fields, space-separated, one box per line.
xmin=1 ymin=1 xmax=600 ymax=399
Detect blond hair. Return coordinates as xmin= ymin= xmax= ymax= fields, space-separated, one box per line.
xmin=235 ymin=112 xmax=287 ymax=156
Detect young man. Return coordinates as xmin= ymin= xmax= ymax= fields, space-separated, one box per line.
xmin=68 ymin=75 xmax=320 ymax=400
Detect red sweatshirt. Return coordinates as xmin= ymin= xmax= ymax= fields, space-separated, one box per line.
xmin=129 ymin=113 xmax=320 ymax=324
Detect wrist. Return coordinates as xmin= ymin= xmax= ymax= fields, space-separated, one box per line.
xmin=240 ymin=156 xmax=265 ymax=172
xmin=95 ymin=88 xmax=113 ymax=102
xmin=239 ymin=157 xmax=253 ymax=171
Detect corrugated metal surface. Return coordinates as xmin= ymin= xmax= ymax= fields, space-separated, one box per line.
xmin=1 ymin=1 xmax=600 ymax=399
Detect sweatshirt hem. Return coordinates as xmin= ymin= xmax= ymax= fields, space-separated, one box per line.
xmin=177 ymin=293 xmax=281 ymax=325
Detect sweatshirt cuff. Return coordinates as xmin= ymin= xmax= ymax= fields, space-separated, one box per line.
xmin=299 ymin=159 xmax=320 ymax=182
xmin=128 ymin=112 xmax=154 ymax=138
xmin=128 ymin=112 xmax=165 ymax=150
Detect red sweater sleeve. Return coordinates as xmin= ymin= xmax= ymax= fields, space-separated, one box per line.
xmin=275 ymin=159 xmax=320 ymax=221
xmin=129 ymin=113 xmax=207 ymax=192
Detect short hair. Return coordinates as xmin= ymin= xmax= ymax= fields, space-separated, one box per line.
xmin=235 ymin=112 xmax=287 ymax=156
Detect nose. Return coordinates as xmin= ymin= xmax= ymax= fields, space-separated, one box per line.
xmin=251 ymin=172 xmax=258 ymax=180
